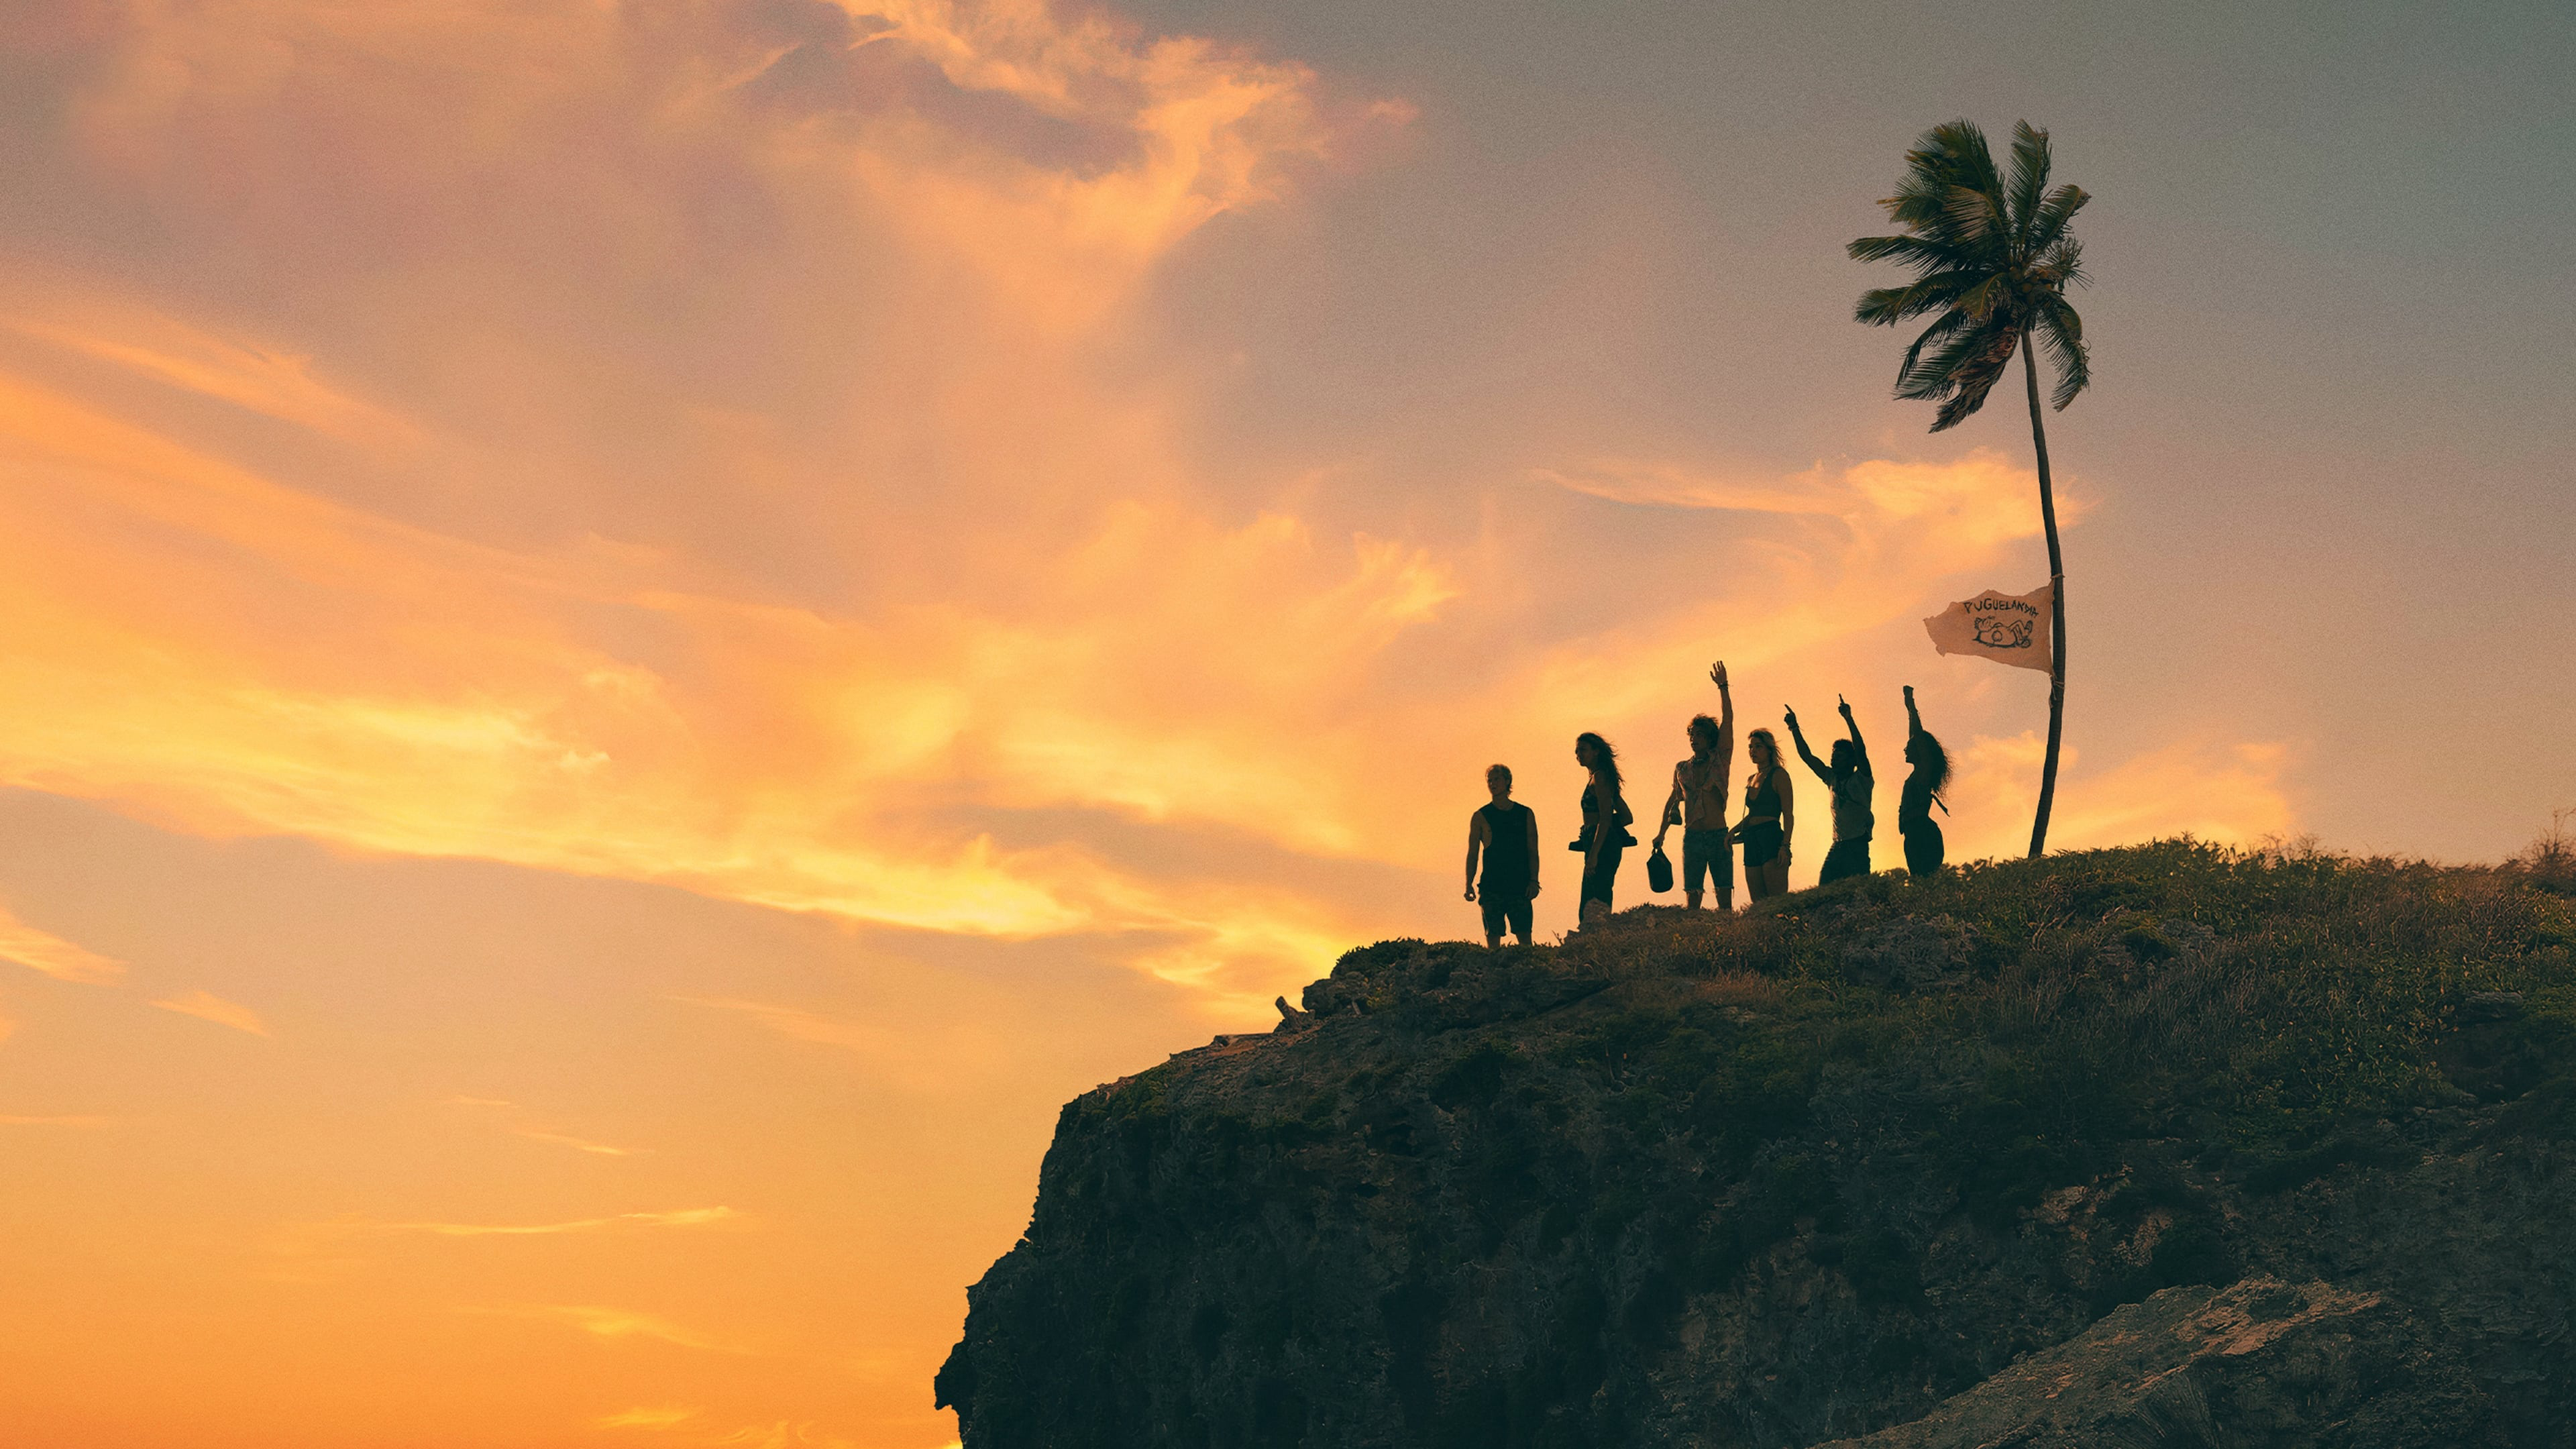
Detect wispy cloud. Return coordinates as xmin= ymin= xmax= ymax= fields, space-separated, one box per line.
xmin=148 ymin=989 xmax=269 ymax=1036
xmin=1945 ymin=733 xmax=2296 ymax=859
xmin=0 ymin=907 xmax=124 ymax=983
xmin=596 ymin=1405 xmax=702 ymax=1430
xmin=364 ymin=1206 xmax=737 ymax=1238
xmin=7 ymin=303 xmax=421 ymax=447
xmin=479 ymin=1304 xmax=741 ymax=1352
xmin=447 ymin=1095 xmax=639 ymax=1155
xmin=514 ymin=1128 xmax=635 ymax=1157
xmin=704 ymin=1424 xmax=861 ymax=1449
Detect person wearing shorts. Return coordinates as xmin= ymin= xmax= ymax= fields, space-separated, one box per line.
xmin=1655 ymin=661 xmax=1735 ymax=910
xmin=1465 ymin=763 xmax=1540 ymax=946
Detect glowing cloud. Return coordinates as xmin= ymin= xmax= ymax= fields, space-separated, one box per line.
xmin=597 ymin=1405 xmax=703 ymax=1430
xmin=148 ymin=989 xmax=270 ymax=1036
xmin=486 ymin=1305 xmax=741 ymax=1352
xmin=366 ymin=1207 xmax=739 ymax=1238
xmin=449 ymin=1096 xmax=639 ymax=1156
xmin=0 ymin=906 xmax=125 ymax=983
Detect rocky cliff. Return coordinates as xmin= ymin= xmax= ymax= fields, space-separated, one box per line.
xmin=937 ymin=843 xmax=2576 ymax=1447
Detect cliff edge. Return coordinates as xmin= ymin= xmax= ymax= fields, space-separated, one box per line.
xmin=938 ymin=842 xmax=2576 ymax=1446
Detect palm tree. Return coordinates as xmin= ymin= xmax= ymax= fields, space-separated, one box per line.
xmin=1848 ymin=119 xmax=2090 ymax=859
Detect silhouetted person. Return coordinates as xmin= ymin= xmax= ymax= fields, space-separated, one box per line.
xmin=1573 ymin=732 xmax=1633 ymax=924
xmin=1900 ymin=685 xmax=1951 ymax=879
xmin=1733 ymin=727 xmax=1794 ymax=901
xmin=1655 ymin=661 xmax=1735 ymax=910
xmin=1786 ymin=696 xmax=1873 ymax=886
xmin=1464 ymin=764 xmax=1541 ymax=947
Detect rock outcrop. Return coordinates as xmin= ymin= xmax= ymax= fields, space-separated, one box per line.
xmin=938 ymin=845 xmax=2576 ymax=1446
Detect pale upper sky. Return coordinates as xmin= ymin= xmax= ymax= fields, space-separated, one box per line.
xmin=0 ymin=1 xmax=2568 ymax=1445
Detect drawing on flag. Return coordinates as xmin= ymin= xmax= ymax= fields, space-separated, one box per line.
xmin=1925 ymin=583 xmax=2055 ymax=672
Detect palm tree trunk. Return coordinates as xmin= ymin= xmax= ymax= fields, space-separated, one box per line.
xmin=2021 ymin=334 xmax=2066 ymax=859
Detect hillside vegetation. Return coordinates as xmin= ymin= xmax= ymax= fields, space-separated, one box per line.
xmin=940 ymin=841 xmax=2576 ymax=1448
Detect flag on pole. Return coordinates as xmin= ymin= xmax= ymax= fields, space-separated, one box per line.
xmin=1924 ymin=583 xmax=2053 ymax=672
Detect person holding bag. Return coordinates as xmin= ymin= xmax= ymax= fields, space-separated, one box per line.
xmin=1572 ymin=733 xmax=1633 ymax=924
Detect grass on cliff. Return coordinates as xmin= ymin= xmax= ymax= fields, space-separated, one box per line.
xmin=1540 ymin=839 xmax=2576 ymax=1163
xmin=1249 ymin=837 xmax=2576 ymax=1230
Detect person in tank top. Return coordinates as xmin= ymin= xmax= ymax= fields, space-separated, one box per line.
xmin=1787 ymin=696 xmax=1873 ymax=886
xmin=1464 ymin=763 xmax=1541 ymax=947
xmin=1898 ymin=685 xmax=1950 ymax=879
xmin=1572 ymin=732 xmax=1632 ymax=924
xmin=1655 ymin=661 xmax=1735 ymax=910
xmin=1732 ymin=727 xmax=1794 ymax=900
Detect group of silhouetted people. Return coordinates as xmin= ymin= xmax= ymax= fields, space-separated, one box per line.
xmin=1464 ymin=662 xmax=1952 ymax=947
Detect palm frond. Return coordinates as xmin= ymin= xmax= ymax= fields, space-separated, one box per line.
xmin=2006 ymin=121 xmax=2052 ymax=241
xmin=1940 ymin=183 xmax=2004 ymax=245
xmin=1906 ymin=307 xmax=2019 ymax=402
xmin=2024 ymin=183 xmax=2090 ymax=258
xmin=1885 ymin=120 xmax=1996 ymax=231
xmin=1954 ymin=273 xmax=2010 ymax=321
xmin=1929 ymin=323 xmax=2023 ymax=430
xmin=1896 ymin=309 xmax=1972 ymax=385
xmin=2029 ymin=235 xmax=2088 ymax=290
xmin=1856 ymin=270 xmax=1987 ymax=325
xmin=2035 ymin=295 xmax=2091 ymax=411
xmin=1846 ymin=233 xmax=1974 ymax=271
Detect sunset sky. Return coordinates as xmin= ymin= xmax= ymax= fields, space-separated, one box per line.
xmin=1 ymin=1 xmax=2570 ymax=1444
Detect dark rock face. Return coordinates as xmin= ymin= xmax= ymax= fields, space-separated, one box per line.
xmin=938 ymin=849 xmax=2576 ymax=1448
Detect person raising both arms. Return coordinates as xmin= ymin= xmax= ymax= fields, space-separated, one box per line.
xmin=1899 ymin=686 xmax=1951 ymax=879
xmin=1731 ymin=727 xmax=1794 ymax=901
xmin=1655 ymin=661 xmax=1735 ymax=910
xmin=1572 ymin=733 xmax=1634 ymax=924
xmin=1464 ymin=763 xmax=1541 ymax=947
xmin=1786 ymin=695 xmax=1874 ymax=887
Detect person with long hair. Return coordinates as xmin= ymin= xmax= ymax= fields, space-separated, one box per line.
xmin=1572 ymin=732 xmax=1633 ymax=923
xmin=1786 ymin=695 xmax=1874 ymax=887
xmin=1464 ymin=763 xmax=1541 ymax=947
xmin=1899 ymin=685 xmax=1950 ymax=878
xmin=1731 ymin=726 xmax=1794 ymax=900
xmin=1654 ymin=661 xmax=1735 ymax=910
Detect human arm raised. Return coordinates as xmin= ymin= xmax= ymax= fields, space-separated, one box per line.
xmin=1785 ymin=706 xmax=1832 ymax=782
xmin=1839 ymin=694 xmax=1868 ymax=769
xmin=1904 ymin=684 xmax=1923 ymax=742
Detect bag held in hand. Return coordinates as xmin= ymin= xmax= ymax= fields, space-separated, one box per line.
xmin=1646 ymin=844 xmax=1674 ymax=894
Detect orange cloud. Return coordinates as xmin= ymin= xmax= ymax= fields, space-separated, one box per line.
xmin=365 ymin=1207 xmax=739 ymax=1238
xmin=448 ymin=1096 xmax=640 ymax=1156
xmin=598 ymin=1405 xmax=703 ymax=1430
xmin=148 ymin=989 xmax=270 ymax=1036
xmin=486 ymin=1305 xmax=741 ymax=1352
xmin=1944 ymin=733 xmax=2298 ymax=859
xmin=0 ymin=0 xmax=2287 ymax=1040
xmin=0 ymin=906 xmax=125 ymax=983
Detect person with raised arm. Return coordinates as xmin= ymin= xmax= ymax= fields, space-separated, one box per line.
xmin=1786 ymin=695 xmax=1874 ymax=887
xmin=1899 ymin=685 xmax=1951 ymax=879
xmin=1464 ymin=763 xmax=1541 ymax=947
xmin=1731 ymin=727 xmax=1794 ymax=901
xmin=1655 ymin=661 xmax=1736 ymax=910
xmin=1572 ymin=733 xmax=1633 ymax=924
